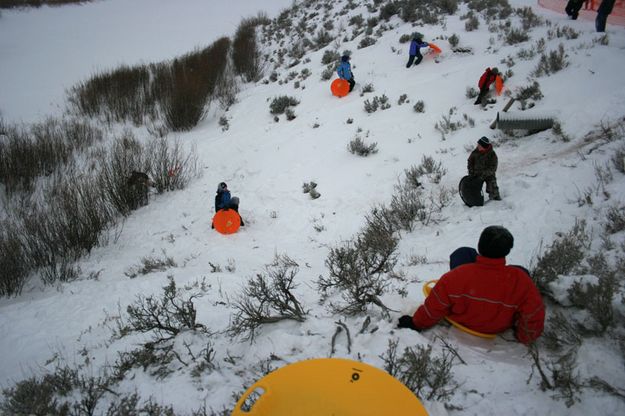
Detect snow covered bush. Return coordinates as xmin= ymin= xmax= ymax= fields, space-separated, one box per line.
xmin=269 ymin=95 xmax=300 ymax=115
xmin=410 ymin=155 xmax=448 ymax=184
xmin=413 ymin=100 xmax=425 ymax=113
xmin=464 ymin=12 xmax=480 ymax=31
xmin=612 ymin=143 xmax=625 ymax=174
xmin=505 ymin=27 xmax=529 ymax=45
xmin=381 ymin=339 xmax=457 ymax=401
xmin=358 ymin=36 xmax=376 ymax=49
xmin=348 ymin=135 xmax=378 ymax=156
xmin=515 ymin=80 xmax=543 ymax=110
xmin=533 ymin=44 xmax=569 ymax=77
xmin=604 ymin=204 xmax=625 ymax=234
xmin=229 ymin=254 xmax=307 ymax=342
xmin=531 ymin=220 xmax=589 ymax=297
xmin=0 ymin=117 xmax=104 ymax=194
xmin=319 ymin=206 xmax=398 ymax=316
xmin=0 ymin=221 xmax=28 ymax=296
xmin=321 ymin=49 xmax=340 ymax=65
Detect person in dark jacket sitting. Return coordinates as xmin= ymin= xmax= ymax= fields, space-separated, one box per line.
xmin=398 ymin=226 xmax=545 ymax=344
xmin=406 ymin=33 xmax=430 ymax=68
xmin=212 ymin=182 xmax=244 ymax=227
xmin=468 ymin=136 xmax=501 ymax=201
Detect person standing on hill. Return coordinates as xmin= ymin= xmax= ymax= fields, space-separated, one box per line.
xmin=397 ymin=226 xmax=545 ymax=344
xmin=474 ymin=67 xmax=502 ymax=105
xmin=565 ymin=0 xmax=585 ymax=20
xmin=596 ymin=0 xmax=616 ymax=32
xmin=468 ymin=136 xmax=501 ymax=201
xmin=406 ymin=33 xmax=430 ymax=68
xmin=336 ymin=54 xmax=355 ymax=92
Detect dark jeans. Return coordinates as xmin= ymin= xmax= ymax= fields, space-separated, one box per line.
xmin=406 ymin=51 xmax=423 ymax=68
xmin=347 ymin=78 xmax=355 ymax=92
xmin=596 ymin=0 xmax=615 ymax=32
xmin=565 ymin=0 xmax=584 ymax=19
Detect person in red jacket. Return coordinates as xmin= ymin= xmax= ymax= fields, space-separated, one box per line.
xmin=398 ymin=226 xmax=545 ymax=344
xmin=474 ymin=67 xmax=502 ymax=105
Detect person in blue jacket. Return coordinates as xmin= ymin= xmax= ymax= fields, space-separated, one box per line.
xmin=336 ymin=54 xmax=355 ymax=92
xmin=406 ymin=34 xmax=429 ymax=68
xmin=212 ymin=182 xmax=244 ymax=228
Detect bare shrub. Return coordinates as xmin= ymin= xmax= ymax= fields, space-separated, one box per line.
xmin=160 ymin=38 xmax=231 ymax=131
xmin=448 ymin=33 xmax=459 ymax=47
xmin=516 ymin=80 xmax=543 ymax=110
xmin=568 ymin=269 xmax=616 ymax=334
xmin=505 ymin=27 xmax=529 ymax=45
xmin=381 ymin=339 xmax=457 ymax=401
xmin=126 ymin=277 xmax=207 ymax=342
xmin=611 ymin=144 xmax=625 ymax=174
xmin=233 ymin=15 xmax=269 ymax=82
xmin=0 ymin=118 xmax=104 ymax=193
xmin=358 ymin=36 xmax=376 ymax=49
xmin=465 ymin=13 xmax=480 ymax=31
xmin=541 ymin=310 xmax=582 ymax=352
xmin=145 ymin=137 xmax=198 ymax=193
xmin=97 ymin=133 xmax=149 ymax=216
xmin=319 ymin=207 xmax=398 ymax=316
xmin=68 ymin=64 xmax=153 ymax=125
xmin=125 ymin=252 xmax=177 ymax=278
xmin=413 ymin=100 xmax=425 ymax=113
xmin=604 ymin=204 xmax=625 ymax=234
xmin=363 ymin=95 xmax=390 ymax=113
xmin=412 ymin=155 xmax=447 ymax=184
xmin=229 ymin=254 xmax=307 ymax=342
xmin=533 ymin=44 xmax=569 ymax=77
xmin=314 ymin=29 xmax=333 ymax=49
xmin=528 ymin=345 xmax=581 ymax=407
xmin=269 ymin=95 xmax=299 ymax=115
xmin=321 ymin=49 xmax=340 ymax=65
xmin=379 ymin=1 xmax=400 ymax=20
xmin=516 ymin=6 xmax=543 ymax=30
xmin=434 ymin=107 xmax=467 ymax=140
xmin=531 ymin=220 xmax=589 ymax=296
xmin=348 ymin=136 xmax=378 ymax=156
xmin=0 ymin=220 xmax=29 ymax=296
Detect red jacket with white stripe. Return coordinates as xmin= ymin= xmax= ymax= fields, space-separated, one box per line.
xmin=412 ymin=256 xmax=545 ymax=344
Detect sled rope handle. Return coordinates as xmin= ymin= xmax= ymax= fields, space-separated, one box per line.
xmin=423 ymin=280 xmax=497 ymax=339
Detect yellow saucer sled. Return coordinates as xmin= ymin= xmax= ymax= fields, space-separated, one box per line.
xmin=232 ymin=358 xmax=429 ymax=415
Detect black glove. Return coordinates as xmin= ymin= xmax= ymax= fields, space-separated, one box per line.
xmin=397 ymin=315 xmax=420 ymax=331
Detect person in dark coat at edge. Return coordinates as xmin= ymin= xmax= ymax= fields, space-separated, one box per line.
xmin=406 ymin=33 xmax=430 ymax=68
xmin=468 ymin=136 xmax=501 ymax=201
xmin=397 ymin=226 xmax=545 ymax=344
xmin=126 ymin=171 xmax=153 ymax=210
xmin=336 ymin=54 xmax=355 ymax=92
xmin=596 ymin=0 xmax=616 ymax=32
xmin=565 ymin=0 xmax=585 ymax=20
xmin=211 ymin=182 xmax=244 ymax=228
xmin=474 ymin=67 xmax=501 ymax=105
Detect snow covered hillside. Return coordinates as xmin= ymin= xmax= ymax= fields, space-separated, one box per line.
xmin=1 ymin=0 xmax=625 ymax=414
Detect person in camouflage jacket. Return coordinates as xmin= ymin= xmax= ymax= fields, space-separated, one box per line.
xmin=467 ymin=136 xmax=501 ymax=200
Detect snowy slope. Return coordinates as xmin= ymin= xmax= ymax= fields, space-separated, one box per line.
xmin=1 ymin=0 xmax=625 ymax=414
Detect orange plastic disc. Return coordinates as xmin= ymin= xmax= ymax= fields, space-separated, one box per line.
xmin=212 ymin=209 xmax=241 ymax=234
xmin=428 ymin=43 xmax=442 ymax=54
xmin=331 ymin=78 xmax=350 ymax=97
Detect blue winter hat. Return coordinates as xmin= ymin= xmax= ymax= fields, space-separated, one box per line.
xmin=341 ymin=55 xmax=350 ymax=62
